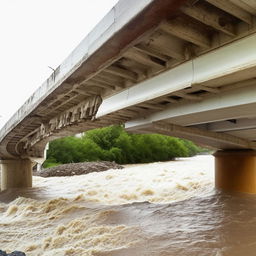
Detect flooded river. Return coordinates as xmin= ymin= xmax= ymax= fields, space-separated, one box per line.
xmin=0 ymin=155 xmax=256 ymax=255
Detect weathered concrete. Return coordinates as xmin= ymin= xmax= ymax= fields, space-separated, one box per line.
xmin=215 ymin=150 xmax=256 ymax=194
xmin=0 ymin=0 xmax=187 ymax=161
xmin=1 ymin=159 xmax=33 ymax=190
xmin=99 ymin=33 xmax=256 ymax=118
xmin=0 ymin=0 xmax=155 ymax=144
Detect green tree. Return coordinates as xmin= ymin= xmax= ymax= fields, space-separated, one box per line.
xmin=44 ymin=125 xmax=207 ymax=167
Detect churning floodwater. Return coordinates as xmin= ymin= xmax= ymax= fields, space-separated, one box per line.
xmin=0 ymin=155 xmax=256 ymax=256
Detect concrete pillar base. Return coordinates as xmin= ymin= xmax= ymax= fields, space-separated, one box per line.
xmin=214 ymin=150 xmax=256 ymax=194
xmin=0 ymin=159 xmax=33 ymax=191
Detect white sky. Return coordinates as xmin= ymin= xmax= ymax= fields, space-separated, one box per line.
xmin=0 ymin=0 xmax=118 ymax=129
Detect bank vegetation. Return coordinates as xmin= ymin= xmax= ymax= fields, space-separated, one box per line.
xmin=44 ymin=125 xmax=208 ymax=168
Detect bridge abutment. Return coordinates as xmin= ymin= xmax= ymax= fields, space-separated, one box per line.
xmin=215 ymin=150 xmax=256 ymax=194
xmin=0 ymin=159 xmax=33 ymax=191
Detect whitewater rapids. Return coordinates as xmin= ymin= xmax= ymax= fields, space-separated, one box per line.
xmin=1 ymin=155 xmax=256 ymax=256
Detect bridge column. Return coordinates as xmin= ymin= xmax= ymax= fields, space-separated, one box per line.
xmin=215 ymin=150 xmax=256 ymax=194
xmin=0 ymin=159 xmax=33 ymax=191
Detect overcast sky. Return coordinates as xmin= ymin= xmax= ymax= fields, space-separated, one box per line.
xmin=0 ymin=0 xmax=118 ymax=129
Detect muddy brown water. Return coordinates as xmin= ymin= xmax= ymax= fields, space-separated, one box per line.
xmin=0 ymin=156 xmax=255 ymax=256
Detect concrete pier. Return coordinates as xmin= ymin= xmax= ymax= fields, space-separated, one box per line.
xmin=0 ymin=159 xmax=33 ymax=190
xmin=215 ymin=150 xmax=256 ymax=194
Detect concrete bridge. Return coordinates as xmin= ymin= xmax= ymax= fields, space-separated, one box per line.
xmin=1 ymin=0 xmax=256 ymax=193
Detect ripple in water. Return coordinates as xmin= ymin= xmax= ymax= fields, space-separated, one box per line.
xmin=0 ymin=156 xmax=255 ymax=255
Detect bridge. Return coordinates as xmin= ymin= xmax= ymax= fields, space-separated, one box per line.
xmin=1 ymin=0 xmax=256 ymax=193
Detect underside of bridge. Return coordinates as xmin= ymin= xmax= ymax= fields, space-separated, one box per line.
xmin=1 ymin=0 xmax=256 ymax=192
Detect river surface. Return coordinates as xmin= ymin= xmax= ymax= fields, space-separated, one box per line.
xmin=0 ymin=155 xmax=256 ymax=255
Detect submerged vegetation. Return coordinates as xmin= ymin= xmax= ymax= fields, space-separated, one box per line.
xmin=44 ymin=125 xmax=208 ymax=168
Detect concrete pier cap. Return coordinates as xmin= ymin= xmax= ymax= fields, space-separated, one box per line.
xmin=0 ymin=159 xmax=34 ymax=191
xmin=214 ymin=150 xmax=256 ymax=194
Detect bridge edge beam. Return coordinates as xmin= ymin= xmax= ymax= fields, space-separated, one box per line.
xmin=215 ymin=150 xmax=256 ymax=194
xmin=0 ymin=159 xmax=33 ymax=191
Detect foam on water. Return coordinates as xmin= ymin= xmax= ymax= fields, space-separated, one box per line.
xmin=2 ymin=155 xmax=254 ymax=255
xmin=32 ymin=155 xmax=214 ymax=204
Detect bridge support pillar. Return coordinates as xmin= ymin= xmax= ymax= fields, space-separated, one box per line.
xmin=215 ymin=150 xmax=256 ymax=194
xmin=0 ymin=159 xmax=33 ymax=191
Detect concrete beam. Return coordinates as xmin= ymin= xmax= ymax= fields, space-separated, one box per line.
xmin=125 ymin=81 xmax=256 ymax=131
xmin=194 ymin=118 xmax=256 ymax=132
xmin=97 ymin=33 xmax=256 ymax=118
xmin=159 ymin=19 xmax=211 ymax=48
xmin=152 ymin=122 xmax=254 ymax=149
xmin=229 ymin=0 xmax=256 ymax=15
xmin=180 ymin=3 xmax=236 ymax=36
xmin=206 ymin=0 xmax=253 ymax=24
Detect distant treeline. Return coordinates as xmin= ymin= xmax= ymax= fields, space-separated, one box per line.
xmin=44 ymin=125 xmax=209 ymax=168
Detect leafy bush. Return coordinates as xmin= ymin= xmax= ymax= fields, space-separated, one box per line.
xmin=44 ymin=125 xmax=207 ymax=167
xmin=43 ymin=159 xmax=61 ymax=168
